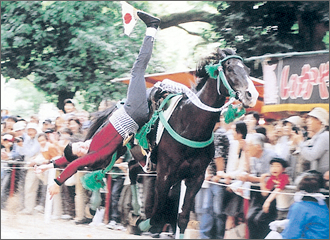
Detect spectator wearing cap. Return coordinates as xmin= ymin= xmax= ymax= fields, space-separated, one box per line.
xmin=1 ymin=133 xmax=15 ymax=163
xmin=294 ymin=107 xmax=329 ymax=177
xmin=42 ymin=119 xmax=54 ymax=133
xmin=1 ymin=133 xmax=15 ymax=159
xmin=1 ymin=124 xmax=26 ymax=209
xmin=13 ymin=121 xmax=26 ymax=138
xmin=1 ymin=121 xmax=26 ymax=162
xmin=19 ymin=122 xmax=42 ymax=215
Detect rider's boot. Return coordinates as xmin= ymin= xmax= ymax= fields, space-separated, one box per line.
xmin=137 ymin=11 xmax=160 ymax=29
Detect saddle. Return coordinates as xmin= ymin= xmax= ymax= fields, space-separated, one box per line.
xmin=126 ymin=86 xmax=181 ymax=173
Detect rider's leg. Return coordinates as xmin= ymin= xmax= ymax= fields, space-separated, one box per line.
xmin=53 ymin=12 xmax=160 ymax=186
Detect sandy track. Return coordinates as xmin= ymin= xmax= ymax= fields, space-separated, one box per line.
xmin=1 ymin=209 xmax=151 ymax=239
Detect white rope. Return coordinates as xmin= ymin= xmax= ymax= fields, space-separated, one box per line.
xmin=3 ymin=164 xmax=328 ymax=197
xmin=207 ymin=180 xmax=329 ymax=197
xmin=155 ymin=79 xmax=235 ymax=112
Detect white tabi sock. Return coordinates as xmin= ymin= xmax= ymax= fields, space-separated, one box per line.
xmin=145 ymin=27 xmax=157 ymax=38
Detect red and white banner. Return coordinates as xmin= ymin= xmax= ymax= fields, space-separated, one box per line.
xmin=120 ymin=1 xmax=138 ymax=36
xmin=262 ymin=51 xmax=329 ymax=113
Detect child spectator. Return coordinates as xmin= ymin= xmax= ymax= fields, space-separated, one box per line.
xmin=280 ymin=170 xmax=329 ymax=239
xmin=260 ymin=157 xmax=291 ymax=220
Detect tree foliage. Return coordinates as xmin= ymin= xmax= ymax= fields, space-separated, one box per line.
xmin=1 ymin=1 xmax=156 ymax=111
xmin=156 ymin=1 xmax=329 ymax=77
xmin=1 ymin=1 xmax=329 ymax=112
xmin=212 ymin=1 xmax=329 ymax=57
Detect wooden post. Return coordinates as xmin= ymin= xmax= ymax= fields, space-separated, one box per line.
xmin=44 ymin=168 xmax=56 ymax=223
xmin=175 ymin=180 xmax=186 ymax=239
xmin=9 ymin=164 xmax=16 ymax=197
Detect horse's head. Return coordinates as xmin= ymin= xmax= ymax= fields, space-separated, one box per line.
xmin=217 ymin=49 xmax=258 ymax=108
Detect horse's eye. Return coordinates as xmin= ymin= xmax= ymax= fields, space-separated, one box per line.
xmin=227 ymin=65 xmax=233 ymax=72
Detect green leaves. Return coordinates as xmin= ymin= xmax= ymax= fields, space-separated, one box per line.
xmin=1 ymin=1 xmax=146 ymax=111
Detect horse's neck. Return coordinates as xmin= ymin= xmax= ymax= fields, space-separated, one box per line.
xmin=197 ymin=78 xmax=226 ymax=109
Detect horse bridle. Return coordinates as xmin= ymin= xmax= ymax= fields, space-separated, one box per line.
xmin=216 ymin=55 xmax=244 ymax=99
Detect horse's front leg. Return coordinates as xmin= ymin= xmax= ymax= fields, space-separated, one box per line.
xmin=177 ymin=174 xmax=204 ymax=238
xmin=138 ymin=170 xmax=172 ymax=232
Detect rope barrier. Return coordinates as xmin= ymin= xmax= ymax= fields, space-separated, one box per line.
xmin=2 ymin=162 xmax=328 ymax=197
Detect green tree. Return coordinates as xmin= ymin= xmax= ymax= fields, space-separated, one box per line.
xmin=1 ymin=1 xmax=157 ymax=112
xmin=156 ymin=1 xmax=329 ymax=76
xmin=2 ymin=1 xmax=328 ymax=112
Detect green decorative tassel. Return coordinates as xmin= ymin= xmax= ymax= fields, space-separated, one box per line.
xmin=135 ymin=93 xmax=179 ymax=150
xmin=81 ymin=170 xmax=105 ymax=191
xmin=139 ymin=218 xmax=152 ymax=232
xmin=90 ymin=189 xmax=102 ymax=210
xmin=223 ymin=105 xmax=246 ymax=124
xmin=135 ymin=111 xmax=160 ymax=150
xmin=131 ymin=184 xmax=140 ymax=215
xmin=205 ymin=63 xmax=221 ymax=79
xmin=81 ymin=151 xmax=117 ymax=191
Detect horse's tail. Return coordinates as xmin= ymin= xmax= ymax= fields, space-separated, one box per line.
xmin=84 ymin=105 xmax=117 ymax=140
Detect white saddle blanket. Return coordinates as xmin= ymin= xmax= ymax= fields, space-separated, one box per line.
xmin=156 ymin=95 xmax=183 ymax=144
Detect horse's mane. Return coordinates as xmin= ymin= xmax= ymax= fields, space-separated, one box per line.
xmin=84 ymin=105 xmax=117 ymax=140
xmin=194 ymin=48 xmax=236 ymax=92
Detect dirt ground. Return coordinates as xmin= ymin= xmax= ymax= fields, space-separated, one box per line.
xmin=1 ymin=209 xmax=154 ymax=239
xmin=1 ymin=200 xmax=152 ymax=240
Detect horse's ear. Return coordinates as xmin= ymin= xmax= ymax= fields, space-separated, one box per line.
xmin=217 ymin=48 xmax=227 ymax=59
xmin=223 ymin=48 xmax=236 ymax=56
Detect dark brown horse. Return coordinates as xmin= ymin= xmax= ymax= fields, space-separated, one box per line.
xmin=135 ymin=48 xmax=258 ymax=237
xmin=86 ymin=47 xmax=258 ymax=237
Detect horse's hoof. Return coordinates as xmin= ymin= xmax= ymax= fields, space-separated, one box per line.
xmin=138 ymin=218 xmax=152 ymax=232
xmin=127 ymin=225 xmax=142 ymax=235
xmin=128 ymin=212 xmax=142 ymax=226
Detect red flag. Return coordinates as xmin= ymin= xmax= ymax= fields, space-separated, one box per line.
xmin=120 ymin=1 xmax=138 ymax=36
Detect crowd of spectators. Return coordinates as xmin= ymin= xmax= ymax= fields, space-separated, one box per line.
xmin=1 ymin=104 xmax=329 ymax=239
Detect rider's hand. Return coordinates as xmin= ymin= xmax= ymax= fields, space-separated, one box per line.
xmin=34 ymin=163 xmax=53 ymax=174
xmin=49 ymin=183 xmax=60 ymax=200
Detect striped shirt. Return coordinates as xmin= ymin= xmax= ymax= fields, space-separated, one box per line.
xmin=109 ymin=107 xmax=139 ymax=139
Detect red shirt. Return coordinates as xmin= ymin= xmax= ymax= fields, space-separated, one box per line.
xmin=265 ymin=173 xmax=289 ymax=190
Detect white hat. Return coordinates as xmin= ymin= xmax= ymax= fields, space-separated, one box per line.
xmin=2 ymin=134 xmax=14 ymax=141
xmin=308 ymin=107 xmax=329 ymax=126
xmin=13 ymin=121 xmax=26 ymax=132
xmin=26 ymin=122 xmax=39 ymax=132
xmin=283 ymin=116 xmax=304 ymax=128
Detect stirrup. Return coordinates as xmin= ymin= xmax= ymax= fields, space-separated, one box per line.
xmin=142 ymin=151 xmax=156 ymax=173
xmin=123 ymin=133 xmax=134 ymax=146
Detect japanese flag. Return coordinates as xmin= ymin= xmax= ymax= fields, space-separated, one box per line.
xmin=120 ymin=1 xmax=138 ymax=36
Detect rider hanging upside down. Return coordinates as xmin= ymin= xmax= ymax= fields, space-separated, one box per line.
xmin=36 ymin=11 xmax=161 ymax=199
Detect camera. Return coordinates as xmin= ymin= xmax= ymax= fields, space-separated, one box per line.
xmin=14 ymin=137 xmax=23 ymax=143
